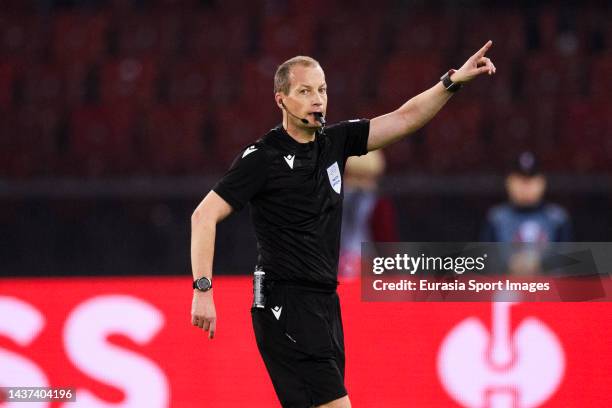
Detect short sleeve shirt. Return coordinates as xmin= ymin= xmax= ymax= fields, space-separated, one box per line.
xmin=213 ymin=119 xmax=370 ymax=286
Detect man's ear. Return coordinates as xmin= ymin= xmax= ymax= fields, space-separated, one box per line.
xmin=275 ymin=93 xmax=285 ymax=109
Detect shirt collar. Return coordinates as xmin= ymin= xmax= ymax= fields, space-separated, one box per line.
xmin=275 ymin=124 xmax=317 ymax=152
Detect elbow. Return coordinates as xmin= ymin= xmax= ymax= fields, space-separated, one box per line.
xmin=192 ymin=191 xmax=231 ymax=227
xmin=191 ymin=206 xmax=217 ymax=227
xmin=191 ymin=207 xmax=206 ymax=226
xmin=191 ymin=209 xmax=200 ymax=224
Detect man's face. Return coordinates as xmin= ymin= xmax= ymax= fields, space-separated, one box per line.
xmin=276 ymin=65 xmax=327 ymax=128
xmin=506 ymin=173 xmax=547 ymax=206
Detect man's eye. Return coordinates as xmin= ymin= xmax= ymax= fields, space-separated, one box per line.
xmin=300 ymin=89 xmax=309 ymax=95
xmin=320 ymin=88 xmax=327 ymax=94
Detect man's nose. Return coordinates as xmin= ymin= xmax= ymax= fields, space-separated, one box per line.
xmin=312 ymin=93 xmax=324 ymax=106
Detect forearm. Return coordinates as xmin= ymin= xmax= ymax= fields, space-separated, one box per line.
xmin=191 ymin=213 xmax=217 ymax=281
xmin=369 ymin=81 xmax=453 ymax=150
xmin=190 ymin=208 xmax=220 ymax=339
xmin=397 ymin=81 xmax=453 ymax=134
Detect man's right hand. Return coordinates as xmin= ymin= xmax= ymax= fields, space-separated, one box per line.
xmin=191 ymin=290 xmax=217 ymax=339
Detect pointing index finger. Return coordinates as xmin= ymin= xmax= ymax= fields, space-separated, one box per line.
xmin=476 ymin=40 xmax=493 ymax=58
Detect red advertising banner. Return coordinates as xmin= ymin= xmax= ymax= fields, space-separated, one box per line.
xmin=0 ymin=276 xmax=610 ymax=407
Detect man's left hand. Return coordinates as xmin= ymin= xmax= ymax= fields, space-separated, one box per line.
xmin=451 ymin=40 xmax=496 ymax=84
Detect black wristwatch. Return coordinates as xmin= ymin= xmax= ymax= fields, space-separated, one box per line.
xmin=193 ymin=277 xmax=213 ymax=292
xmin=440 ymin=69 xmax=462 ymax=93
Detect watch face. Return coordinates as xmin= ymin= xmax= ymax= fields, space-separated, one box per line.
xmin=197 ymin=278 xmax=211 ymax=291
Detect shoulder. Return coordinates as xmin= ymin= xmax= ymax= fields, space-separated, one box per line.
xmin=325 ymin=119 xmax=370 ymax=135
xmin=235 ymin=128 xmax=283 ymax=163
xmin=225 ymin=138 xmax=276 ymax=175
xmin=324 ymin=119 xmax=371 ymax=158
xmin=237 ymin=141 xmax=269 ymax=162
xmin=487 ymin=204 xmax=512 ymax=223
xmin=543 ymin=203 xmax=570 ymax=223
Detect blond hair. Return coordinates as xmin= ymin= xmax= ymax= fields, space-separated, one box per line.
xmin=274 ymin=56 xmax=321 ymax=94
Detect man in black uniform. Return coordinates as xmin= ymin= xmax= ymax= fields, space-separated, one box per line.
xmin=191 ymin=43 xmax=496 ymax=408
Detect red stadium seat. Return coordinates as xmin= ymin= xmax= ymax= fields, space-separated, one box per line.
xmin=0 ymin=108 xmax=22 ymax=177
xmin=376 ymin=54 xmax=441 ymax=111
xmin=52 ymin=12 xmax=109 ymax=65
xmin=317 ymin=10 xmax=383 ymax=58
xmin=99 ymin=58 xmax=157 ymax=107
xmin=0 ymin=61 xmax=19 ymax=110
xmin=590 ymin=54 xmax=612 ymax=101
xmin=154 ymin=0 xmax=198 ymax=7
xmin=140 ymin=104 xmax=207 ymax=174
xmin=0 ymin=0 xmax=37 ymax=12
xmin=213 ymin=0 xmax=261 ymax=15
xmin=164 ymin=60 xmax=209 ymax=103
xmin=239 ymin=58 xmax=280 ymax=125
xmin=425 ymin=103 xmax=485 ymax=173
xmin=69 ymin=105 xmax=136 ymax=176
xmin=523 ymin=52 xmax=586 ymax=99
xmin=0 ymin=105 xmax=63 ymax=177
xmin=318 ymin=55 xmax=373 ymax=121
xmin=529 ymin=96 xmax=564 ymax=146
xmin=488 ymin=104 xmax=534 ymax=165
xmin=240 ymin=58 xmax=278 ymax=102
xmin=537 ymin=6 xmax=559 ymax=51
xmin=378 ymin=135 xmax=422 ymax=174
xmin=0 ymin=14 xmax=48 ymax=60
xmin=213 ymin=103 xmax=269 ymax=168
xmin=164 ymin=57 xmax=241 ymax=106
xmin=21 ymin=63 xmax=89 ymax=107
xmin=536 ymin=5 xmax=588 ymax=53
xmin=184 ymin=12 xmax=250 ymax=60
xmin=391 ymin=10 xmax=457 ymax=56
xmin=459 ymin=11 xmax=525 ymax=58
xmin=559 ymin=101 xmax=609 ymax=172
xmin=259 ymin=13 xmax=316 ymax=60
xmin=208 ymin=58 xmax=243 ymax=106
xmin=114 ymin=12 xmax=183 ymax=59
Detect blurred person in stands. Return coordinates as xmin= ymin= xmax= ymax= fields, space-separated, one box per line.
xmin=191 ymin=42 xmax=496 ymax=408
xmin=339 ymin=150 xmax=398 ymax=279
xmin=481 ymin=151 xmax=573 ymax=276
xmin=481 ymin=151 xmax=573 ymax=243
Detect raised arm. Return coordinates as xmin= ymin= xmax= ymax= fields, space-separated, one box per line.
xmin=367 ymin=40 xmax=496 ymax=151
xmin=190 ymin=190 xmax=233 ymax=339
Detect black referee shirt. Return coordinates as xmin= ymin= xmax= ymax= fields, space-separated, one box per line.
xmin=213 ymin=119 xmax=370 ymax=287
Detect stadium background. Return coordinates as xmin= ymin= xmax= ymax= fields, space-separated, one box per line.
xmin=1 ymin=0 xmax=611 ymax=407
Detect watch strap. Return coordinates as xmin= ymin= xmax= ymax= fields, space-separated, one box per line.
xmin=193 ymin=277 xmax=212 ymax=292
xmin=441 ymin=69 xmax=462 ymax=93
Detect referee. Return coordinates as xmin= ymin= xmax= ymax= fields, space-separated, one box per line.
xmin=191 ymin=42 xmax=496 ymax=408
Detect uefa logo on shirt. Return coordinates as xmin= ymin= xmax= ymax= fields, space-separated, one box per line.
xmin=327 ymin=162 xmax=342 ymax=194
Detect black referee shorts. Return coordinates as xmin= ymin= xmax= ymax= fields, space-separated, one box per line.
xmin=251 ymin=282 xmax=346 ymax=408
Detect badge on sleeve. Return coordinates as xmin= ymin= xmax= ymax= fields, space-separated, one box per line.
xmin=326 ymin=162 xmax=342 ymax=194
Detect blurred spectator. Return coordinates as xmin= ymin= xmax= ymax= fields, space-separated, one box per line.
xmin=481 ymin=151 xmax=573 ymax=243
xmin=339 ymin=150 xmax=398 ymax=279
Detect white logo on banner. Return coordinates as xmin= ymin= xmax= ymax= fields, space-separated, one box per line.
xmin=326 ymin=162 xmax=341 ymax=194
xmin=0 ymin=297 xmax=49 ymax=408
xmin=64 ymin=295 xmax=169 ymax=407
xmin=0 ymin=295 xmax=169 ymax=408
xmin=437 ymin=302 xmax=565 ymax=408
